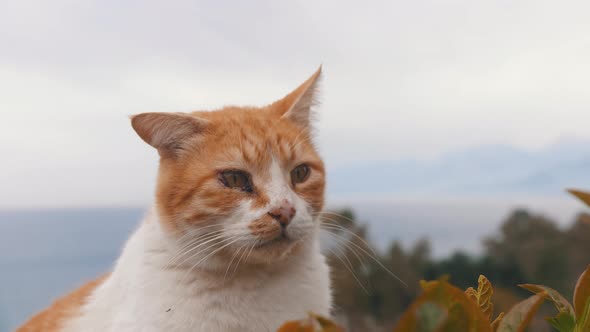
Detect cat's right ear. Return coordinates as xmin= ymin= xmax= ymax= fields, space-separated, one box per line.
xmin=130 ymin=112 xmax=208 ymax=157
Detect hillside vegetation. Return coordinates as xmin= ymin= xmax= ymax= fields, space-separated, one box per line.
xmin=278 ymin=189 xmax=590 ymax=331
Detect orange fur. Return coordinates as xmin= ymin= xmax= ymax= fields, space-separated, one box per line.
xmin=16 ymin=274 xmax=109 ymax=332
xmin=150 ymin=70 xmax=325 ymax=235
xmin=249 ymin=214 xmax=283 ymax=239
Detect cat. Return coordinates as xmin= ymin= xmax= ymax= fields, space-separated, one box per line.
xmin=17 ymin=67 xmax=332 ymax=332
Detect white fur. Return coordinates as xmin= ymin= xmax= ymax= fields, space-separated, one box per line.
xmin=61 ymin=209 xmax=332 ymax=332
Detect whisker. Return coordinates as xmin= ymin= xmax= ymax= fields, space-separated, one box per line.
xmin=288 ymin=127 xmax=309 ymax=151
xmin=321 ymin=225 xmax=408 ymax=288
xmin=166 ymin=231 xmax=226 ymax=268
xmin=176 ymin=236 xmax=245 ymax=288
xmin=141 ymin=232 xmax=228 ymax=291
xmin=290 ymin=134 xmax=310 ymax=152
xmin=238 ymin=131 xmax=244 ymax=154
xmin=161 ymin=235 xmax=239 ymax=312
xmin=241 ymin=242 xmax=257 ymax=272
xmin=169 ymin=234 xmax=234 ymax=272
xmin=165 ymin=224 xmax=227 ymax=257
xmin=169 ymin=230 xmax=224 ymax=258
xmin=325 ymin=246 xmax=368 ymax=294
xmin=322 ymin=226 xmax=369 ymax=270
xmin=324 ymin=231 xmax=375 ymax=291
xmin=170 ymin=223 xmax=251 ymax=272
xmin=315 ymin=211 xmax=358 ymax=224
xmin=230 ymin=241 xmax=254 ymax=279
xmin=224 ymin=244 xmax=245 ymax=281
xmin=317 ymin=215 xmax=379 ymax=257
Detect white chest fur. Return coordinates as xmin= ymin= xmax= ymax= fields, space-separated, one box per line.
xmin=62 ymin=213 xmax=332 ymax=332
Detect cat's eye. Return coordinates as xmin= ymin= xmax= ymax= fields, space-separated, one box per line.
xmin=219 ymin=170 xmax=253 ymax=192
xmin=291 ymin=164 xmax=311 ymax=185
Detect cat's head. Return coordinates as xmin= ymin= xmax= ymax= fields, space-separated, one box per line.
xmin=131 ymin=68 xmax=325 ymax=266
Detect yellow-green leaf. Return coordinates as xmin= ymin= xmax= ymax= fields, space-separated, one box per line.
xmin=574 ymin=265 xmax=590 ymax=322
xmin=466 ymin=275 xmax=494 ymax=321
xmin=568 ymin=189 xmax=590 ymax=207
xmin=416 ymin=302 xmax=448 ymax=332
xmin=496 ymin=294 xmax=546 ymax=332
xmin=421 ymin=280 xmax=440 ymax=291
xmin=546 ymin=312 xmax=575 ymax=332
xmin=520 ymin=284 xmax=575 ymax=317
xmin=394 ymin=279 xmax=492 ymax=332
xmin=491 ymin=312 xmax=504 ymax=332
xmin=574 ymin=298 xmax=590 ymax=332
xmin=277 ymin=313 xmax=343 ymax=332
xmin=311 ymin=313 xmax=345 ymax=332
xmin=465 ymin=287 xmax=477 ymax=302
xmin=276 ymin=320 xmax=314 ymax=332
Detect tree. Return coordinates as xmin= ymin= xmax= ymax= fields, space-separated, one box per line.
xmin=484 ymin=209 xmax=569 ymax=294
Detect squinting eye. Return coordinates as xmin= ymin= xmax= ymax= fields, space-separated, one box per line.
xmin=291 ymin=164 xmax=311 ymax=185
xmin=219 ymin=170 xmax=253 ymax=192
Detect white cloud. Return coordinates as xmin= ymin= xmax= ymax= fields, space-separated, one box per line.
xmin=1 ymin=0 xmax=590 ymax=207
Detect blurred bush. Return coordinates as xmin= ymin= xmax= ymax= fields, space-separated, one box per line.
xmin=288 ymin=189 xmax=590 ymax=331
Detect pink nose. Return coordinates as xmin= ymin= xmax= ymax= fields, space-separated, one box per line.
xmin=268 ymin=200 xmax=296 ymax=227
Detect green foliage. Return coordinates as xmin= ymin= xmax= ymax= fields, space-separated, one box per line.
xmin=390 ymin=266 xmax=590 ymax=332
xmin=415 ymin=302 xmax=447 ymax=332
xmin=519 ymin=284 xmax=574 ymax=317
xmin=496 ymin=293 xmax=546 ymax=332
xmin=287 ymin=188 xmax=590 ymax=331
xmin=574 ymin=266 xmax=590 ymax=322
xmin=576 ymin=300 xmax=590 ymax=332
xmin=394 ymin=278 xmax=491 ymax=332
xmin=279 ymin=265 xmax=590 ymax=332
xmin=465 ymin=275 xmax=495 ymax=321
xmin=546 ymin=312 xmax=575 ymax=332
xmin=568 ymin=189 xmax=590 ymax=207
xmin=573 ymin=267 xmax=590 ymax=332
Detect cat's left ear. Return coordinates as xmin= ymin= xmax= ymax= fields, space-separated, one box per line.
xmin=274 ymin=66 xmax=322 ymax=128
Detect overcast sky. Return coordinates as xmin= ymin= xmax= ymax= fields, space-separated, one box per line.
xmin=1 ymin=0 xmax=590 ymax=208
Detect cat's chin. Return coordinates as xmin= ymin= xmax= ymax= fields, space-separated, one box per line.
xmin=243 ymin=236 xmax=305 ymax=264
xmin=254 ymin=233 xmax=292 ymax=249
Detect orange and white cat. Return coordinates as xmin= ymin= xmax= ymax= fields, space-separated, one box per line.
xmin=17 ymin=68 xmax=331 ymax=332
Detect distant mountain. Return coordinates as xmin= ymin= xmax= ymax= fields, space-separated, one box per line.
xmin=328 ymin=139 xmax=590 ymax=195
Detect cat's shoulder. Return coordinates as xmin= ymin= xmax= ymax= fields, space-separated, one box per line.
xmin=16 ymin=274 xmax=109 ymax=332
